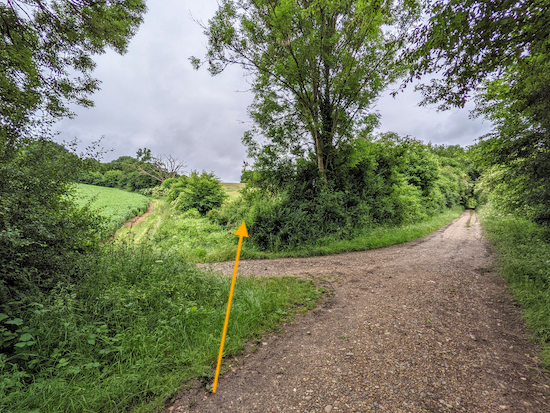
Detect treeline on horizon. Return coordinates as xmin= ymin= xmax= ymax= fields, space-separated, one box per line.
xmin=78 ymin=133 xmax=477 ymax=248
xmin=76 ymin=155 xmax=160 ymax=191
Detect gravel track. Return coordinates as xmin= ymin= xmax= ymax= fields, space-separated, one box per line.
xmin=167 ymin=211 xmax=550 ymax=413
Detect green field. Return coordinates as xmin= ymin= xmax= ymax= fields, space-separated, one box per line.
xmin=220 ymin=182 xmax=245 ymax=199
xmin=73 ymin=183 xmax=150 ymax=231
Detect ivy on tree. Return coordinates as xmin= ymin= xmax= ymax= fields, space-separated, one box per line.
xmin=192 ymin=0 xmax=421 ymax=186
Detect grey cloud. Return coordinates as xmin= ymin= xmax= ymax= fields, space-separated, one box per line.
xmin=375 ymin=82 xmax=492 ymax=147
xmin=55 ymin=0 xmax=493 ymax=182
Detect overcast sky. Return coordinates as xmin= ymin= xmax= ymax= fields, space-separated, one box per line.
xmin=54 ymin=0 xmax=492 ymax=182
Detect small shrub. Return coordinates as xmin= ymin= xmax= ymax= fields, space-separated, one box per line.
xmin=172 ymin=171 xmax=227 ymax=215
xmin=167 ymin=176 xmax=189 ymax=201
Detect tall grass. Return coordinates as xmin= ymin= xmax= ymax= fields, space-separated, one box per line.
xmin=0 ymin=245 xmax=322 ymax=413
xmin=479 ymin=205 xmax=550 ymax=366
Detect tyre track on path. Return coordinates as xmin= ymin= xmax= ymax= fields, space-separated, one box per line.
xmin=168 ymin=211 xmax=550 ymax=412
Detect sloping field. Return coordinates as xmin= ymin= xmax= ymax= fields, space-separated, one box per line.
xmin=221 ymin=182 xmax=245 ymax=199
xmin=73 ymin=183 xmax=150 ymax=231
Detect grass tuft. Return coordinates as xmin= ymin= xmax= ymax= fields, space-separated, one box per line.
xmin=479 ymin=205 xmax=550 ymax=366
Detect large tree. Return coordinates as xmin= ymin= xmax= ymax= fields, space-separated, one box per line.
xmin=0 ymin=0 xmax=147 ymax=160
xmin=192 ymin=0 xmax=421 ymax=186
xmin=411 ymin=0 xmax=550 ymax=222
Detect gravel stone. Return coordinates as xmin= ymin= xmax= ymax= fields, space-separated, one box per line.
xmin=169 ymin=211 xmax=550 ymax=412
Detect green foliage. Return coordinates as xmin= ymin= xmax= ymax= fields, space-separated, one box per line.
xmin=121 ymin=187 xmax=462 ymax=265
xmin=172 ymin=171 xmax=227 ymax=215
xmin=0 ymin=245 xmax=322 ymax=413
xmin=73 ymin=184 xmax=150 ymax=233
xmin=167 ymin=175 xmax=190 ymax=201
xmin=0 ymin=142 xmax=105 ymax=308
xmin=411 ymin=0 xmax=547 ymax=109
xmin=471 ymin=60 xmax=550 ymax=225
xmin=77 ymin=155 xmax=159 ymax=191
xmin=215 ymin=135 xmax=468 ymax=251
xmin=413 ymin=0 xmax=550 ymax=225
xmin=161 ymin=177 xmax=180 ymax=189
xmin=194 ymin=0 xmax=422 ymax=183
xmin=139 ymin=185 xmax=170 ymax=198
xmin=480 ymin=206 xmax=550 ymax=366
xmin=75 ymin=149 xmax=186 ymax=192
xmin=141 ymin=205 xmax=237 ymax=263
xmin=0 ymin=0 xmax=147 ymax=155
xmin=102 ymin=170 xmax=123 ymax=187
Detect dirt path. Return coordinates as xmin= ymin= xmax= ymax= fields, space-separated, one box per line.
xmin=168 ymin=211 xmax=550 ymax=412
xmin=124 ymin=201 xmax=154 ymax=228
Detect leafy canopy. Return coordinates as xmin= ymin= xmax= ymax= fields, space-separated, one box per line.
xmin=411 ymin=0 xmax=550 ymax=223
xmin=0 ymin=0 xmax=147 ymax=159
xmin=193 ymin=0 xmax=421 ymax=185
xmin=411 ymin=0 xmax=548 ymax=109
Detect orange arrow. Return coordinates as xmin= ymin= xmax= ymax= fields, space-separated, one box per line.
xmin=212 ymin=222 xmax=248 ymax=393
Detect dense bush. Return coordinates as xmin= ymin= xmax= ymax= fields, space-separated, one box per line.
xmin=172 ymin=171 xmax=227 ymax=215
xmin=0 ymin=141 xmax=105 ymax=308
xmin=212 ymin=135 xmax=469 ymax=251
xmin=167 ymin=175 xmax=189 ymax=201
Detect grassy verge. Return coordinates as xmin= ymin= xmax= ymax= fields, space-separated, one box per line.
xmin=0 ymin=245 xmax=322 ymax=413
xmin=73 ymin=183 xmax=150 ymax=232
xmin=254 ymin=206 xmax=464 ymax=259
xmin=119 ymin=201 xmax=463 ymax=263
xmin=479 ymin=205 xmax=550 ymax=366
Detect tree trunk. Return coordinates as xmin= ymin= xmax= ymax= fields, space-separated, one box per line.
xmin=314 ymin=131 xmax=328 ymax=187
